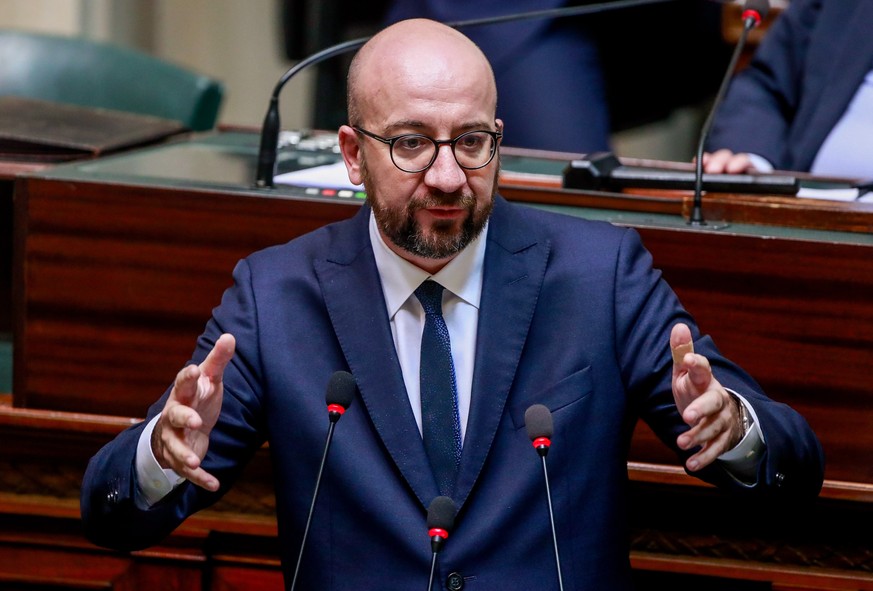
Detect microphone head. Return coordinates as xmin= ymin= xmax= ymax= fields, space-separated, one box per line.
xmin=524 ymin=404 xmax=554 ymax=441
xmin=325 ymin=371 xmax=357 ymax=419
xmin=426 ymin=495 xmax=457 ymax=533
xmin=742 ymin=0 xmax=770 ymax=21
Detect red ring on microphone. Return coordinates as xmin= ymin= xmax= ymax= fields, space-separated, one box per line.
xmin=741 ymin=9 xmax=762 ymax=26
xmin=327 ymin=404 xmax=346 ymax=415
xmin=428 ymin=528 xmax=449 ymax=539
xmin=532 ymin=437 xmax=551 ymax=448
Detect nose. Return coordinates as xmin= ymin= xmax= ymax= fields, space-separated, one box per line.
xmin=423 ymin=144 xmax=466 ymax=193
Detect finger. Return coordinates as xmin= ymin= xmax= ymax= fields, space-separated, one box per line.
xmin=685 ymin=427 xmax=734 ymax=471
xmin=681 ymin=390 xmax=722 ymax=429
xmin=702 ymin=149 xmax=734 ymax=174
xmin=183 ymin=466 xmax=221 ymax=493
xmin=677 ymin=400 xmax=729 ymax=450
xmin=164 ymin=402 xmax=203 ymax=431
xmin=157 ymin=431 xmax=220 ymax=492
xmin=685 ymin=354 xmax=715 ymax=394
xmin=160 ymin=429 xmax=203 ymax=471
xmin=171 ymin=364 xmax=201 ymax=406
xmin=677 ymin=358 xmax=718 ymax=426
xmin=724 ymin=153 xmax=755 ymax=174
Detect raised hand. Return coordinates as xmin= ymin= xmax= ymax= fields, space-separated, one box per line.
xmin=151 ymin=333 xmax=236 ymax=491
xmin=670 ymin=323 xmax=742 ymax=471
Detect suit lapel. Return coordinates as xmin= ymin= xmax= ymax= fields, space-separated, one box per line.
xmin=453 ymin=197 xmax=550 ymax=509
xmin=314 ymin=206 xmax=439 ymax=507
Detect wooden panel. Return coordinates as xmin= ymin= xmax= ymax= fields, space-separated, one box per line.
xmin=1 ymin=179 xmax=12 ymax=335
xmin=0 ymin=526 xmax=204 ymax=590
xmin=13 ymin=177 xmax=359 ymax=416
xmin=211 ymin=567 xmax=284 ymax=591
xmin=634 ymin=554 xmax=873 ymax=591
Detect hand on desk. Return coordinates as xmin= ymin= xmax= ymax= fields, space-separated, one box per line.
xmin=670 ymin=323 xmax=743 ymax=472
xmin=151 ymin=333 xmax=236 ymax=492
xmin=701 ymin=149 xmax=758 ymax=174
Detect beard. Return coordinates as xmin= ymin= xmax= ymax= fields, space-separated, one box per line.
xmin=362 ymin=159 xmax=497 ymax=260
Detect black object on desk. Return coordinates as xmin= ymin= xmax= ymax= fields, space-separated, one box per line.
xmin=563 ymin=152 xmax=800 ymax=196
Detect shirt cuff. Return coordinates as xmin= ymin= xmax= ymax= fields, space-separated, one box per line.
xmin=717 ymin=390 xmax=765 ymax=484
xmin=746 ymin=153 xmax=775 ymax=173
xmin=135 ymin=415 xmax=186 ymax=509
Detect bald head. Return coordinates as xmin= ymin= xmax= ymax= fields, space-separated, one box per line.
xmin=347 ymin=19 xmax=497 ymax=127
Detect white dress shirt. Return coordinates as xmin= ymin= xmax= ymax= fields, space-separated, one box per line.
xmin=811 ymin=69 xmax=873 ymax=179
xmin=368 ymin=211 xmax=486 ymax=442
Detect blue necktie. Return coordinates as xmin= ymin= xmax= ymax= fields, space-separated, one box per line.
xmin=415 ymin=280 xmax=462 ymax=496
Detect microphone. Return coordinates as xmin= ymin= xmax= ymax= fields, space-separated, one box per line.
xmin=426 ymin=495 xmax=458 ymax=591
xmin=524 ymin=404 xmax=564 ymax=591
xmin=689 ymin=0 xmax=770 ymax=226
xmin=289 ymin=370 xmax=358 ymax=591
xmin=254 ymin=0 xmax=679 ymax=188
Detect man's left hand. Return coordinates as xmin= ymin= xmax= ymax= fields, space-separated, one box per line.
xmin=670 ymin=323 xmax=743 ymax=471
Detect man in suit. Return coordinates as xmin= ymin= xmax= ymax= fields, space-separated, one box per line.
xmin=705 ymin=0 xmax=873 ymax=179
xmin=81 ymin=18 xmax=824 ymax=590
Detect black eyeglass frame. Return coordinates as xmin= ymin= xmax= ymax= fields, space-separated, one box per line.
xmin=353 ymin=126 xmax=503 ymax=173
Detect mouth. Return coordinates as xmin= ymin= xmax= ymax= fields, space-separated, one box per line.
xmin=421 ymin=206 xmax=466 ymax=220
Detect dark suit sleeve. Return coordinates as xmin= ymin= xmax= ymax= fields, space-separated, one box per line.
xmin=612 ymin=228 xmax=824 ymax=498
xmin=80 ymin=420 xmax=197 ymax=551
xmin=80 ymin=259 xmax=268 ymax=551
xmin=706 ymin=0 xmax=822 ymax=169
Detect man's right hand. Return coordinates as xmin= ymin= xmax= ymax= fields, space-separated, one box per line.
xmin=151 ymin=333 xmax=236 ymax=492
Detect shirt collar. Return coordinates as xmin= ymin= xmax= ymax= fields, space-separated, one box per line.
xmin=369 ymin=210 xmax=487 ymax=318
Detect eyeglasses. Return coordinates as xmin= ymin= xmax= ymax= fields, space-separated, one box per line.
xmin=353 ymin=126 xmax=502 ymax=173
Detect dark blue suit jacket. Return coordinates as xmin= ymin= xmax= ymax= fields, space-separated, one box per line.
xmin=707 ymin=0 xmax=873 ymax=172
xmin=81 ymin=197 xmax=824 ymax=589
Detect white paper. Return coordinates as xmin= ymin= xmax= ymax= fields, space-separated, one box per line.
xmin=274 ymin=161 xmax=363 ymax=191
xmin=796 ymin=186 xmax=873 ymax=202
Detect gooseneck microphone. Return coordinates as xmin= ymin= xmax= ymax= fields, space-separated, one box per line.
xmin=689 ymin=0 xmax=770 ymax=226
xmin=289 ymin=371 xmax=358 ymax=591
xmin=426 ymin=495 xmax=458 ymax=591
xmin=524 ymin=404 xmax=564 ymax=591
xmin=254 ymin=0 xmax=679 ymax=188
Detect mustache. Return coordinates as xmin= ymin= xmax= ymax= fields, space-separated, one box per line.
xmin=414 ymin=190 xmax=477 ymax=209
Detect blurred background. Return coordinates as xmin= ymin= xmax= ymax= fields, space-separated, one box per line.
xmin=0 ymin=0 xmax=787 ymax=161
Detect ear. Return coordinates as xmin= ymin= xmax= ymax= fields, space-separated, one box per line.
xmin=495 ymin=118 xmax=504 ymax=144
xmin=338 ymin=125 xmax=364 ymax=186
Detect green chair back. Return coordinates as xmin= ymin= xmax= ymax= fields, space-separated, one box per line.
xmin=0 ymin=29 xmax=223 ymax=131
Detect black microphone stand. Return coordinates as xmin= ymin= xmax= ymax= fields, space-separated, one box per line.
xmin=689 ymin=9 xmax=763 ymax=226
xmin=427 ymin=549 xmax=441 ymax=591
xmin=425 ymin=496 xmax=456 ymax=591
xmin=288 ymin=407 xmax=346 ymax=591
xmin=534 ymin=443 xmax=564 ymax=591
xmin=256 ymin=37 xmax=368 ymax=188
xmin=526 ymin=404 xmax=564 ymax=591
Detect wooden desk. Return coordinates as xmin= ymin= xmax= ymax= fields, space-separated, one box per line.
xmin=0 ymin=96 xmax=189 ymax=339
xmin=0 ymin=161 xmax=49 ymax=337
xmin=4 ymin=130 xmax=872 ymax=590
